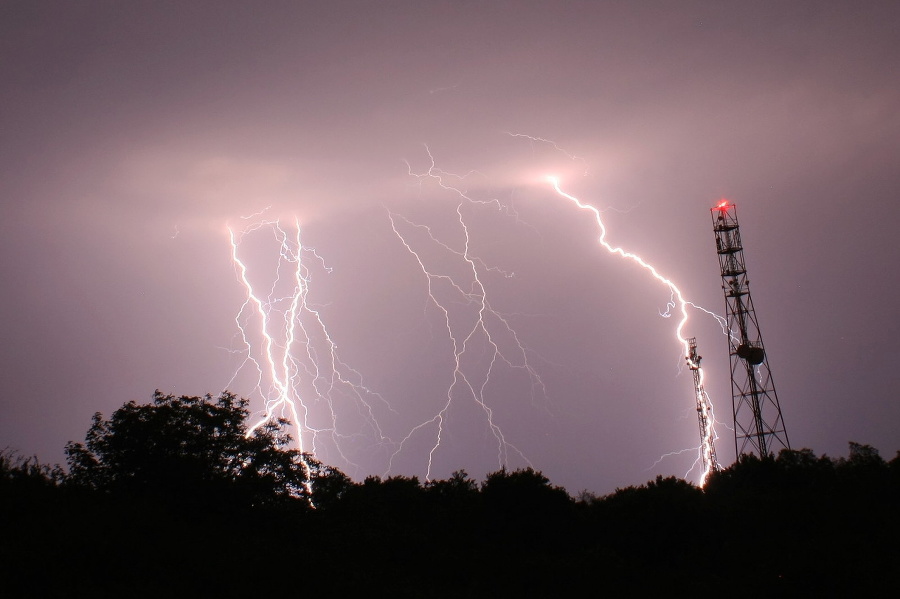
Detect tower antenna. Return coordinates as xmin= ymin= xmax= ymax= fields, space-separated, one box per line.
xmin=712 ymin=202 xmax=790 ymax=458
xmin=686 ymin=337 xmax=719 ymax=480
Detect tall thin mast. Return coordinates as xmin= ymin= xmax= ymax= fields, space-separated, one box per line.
xmin=687 ymin=337 xmax=719 ymax=479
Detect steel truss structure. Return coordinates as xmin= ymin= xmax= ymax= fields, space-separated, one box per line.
xmin=712 ymin=203 xmax=789 ymax=458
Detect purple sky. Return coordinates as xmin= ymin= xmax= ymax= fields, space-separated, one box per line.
xmin=3 ymin=1 xmax=899 ymax=494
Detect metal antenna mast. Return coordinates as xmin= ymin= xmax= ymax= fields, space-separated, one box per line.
xmin=712 ymin=202 xmax=789 ymax=458
xmin=686 ymin=337 xmax=719 ymax=479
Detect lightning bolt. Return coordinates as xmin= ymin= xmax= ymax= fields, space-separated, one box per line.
xmin=686 ymin=337 xmax=721 ymax=485
xmin=386 ymin=147 xmax=547 ymax=481
xmin=221 ymin=136 xmax=729 ymax=490
xmin=226 ymin=213 xmax=395 ymax=489
xmin=548 ymin=178 xmax=722 ymax=485
xmin=505 ymin=131 xmax=590 ymax=176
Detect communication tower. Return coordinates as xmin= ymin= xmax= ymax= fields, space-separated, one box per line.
xmin=686 ymin=337 xmax=719 ymax=478
xmin=711 ymin=202 xmax=789 ymax=458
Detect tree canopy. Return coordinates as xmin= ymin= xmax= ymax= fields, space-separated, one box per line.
xmin=3 ymin=392 xmax=899 ymax=596
xmin=64 ymin=390 xmax=327 ymax=508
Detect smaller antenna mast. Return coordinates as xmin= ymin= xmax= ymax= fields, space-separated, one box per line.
xmin=687 ymin=337 xmax=719 ymax=481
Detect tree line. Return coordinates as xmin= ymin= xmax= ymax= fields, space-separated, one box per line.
xmin=2 ymin=391 xmax=898 ymax=596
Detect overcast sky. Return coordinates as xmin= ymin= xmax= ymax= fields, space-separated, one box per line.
xmin=3 ymin=0 xmax=899 ymax=494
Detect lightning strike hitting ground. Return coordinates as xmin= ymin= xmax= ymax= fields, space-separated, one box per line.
xmin=226 ymin=214 xmax=395 ymax=484
xmin=386 ymin=148 xmax=547 ymax=480
xmin=549 ymin=178 xmax=722 ymax=484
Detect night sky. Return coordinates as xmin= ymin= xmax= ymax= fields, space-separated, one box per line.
xmin=3 ymin=1 xmax=899 ymax=495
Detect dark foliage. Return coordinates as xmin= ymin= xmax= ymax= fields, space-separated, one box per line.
xmin=64 ymin=390 xmax=322 ymax=509
xmin=2 ymin=397 xmax=899 ymax=597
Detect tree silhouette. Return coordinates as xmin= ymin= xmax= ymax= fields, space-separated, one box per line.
xmin=1 ymin=448 xmax=63 ymax=488
xmin=65 ymin=390 xmax=327 ymax=508
xmin=4 ymin=430 xmax=900 ymax=596
xmin=480 ymin=467 xmax=573 ymax=539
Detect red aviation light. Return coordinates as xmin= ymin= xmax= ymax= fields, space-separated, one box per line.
xmin=713 ymin=199 xmax=732 ymax=214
